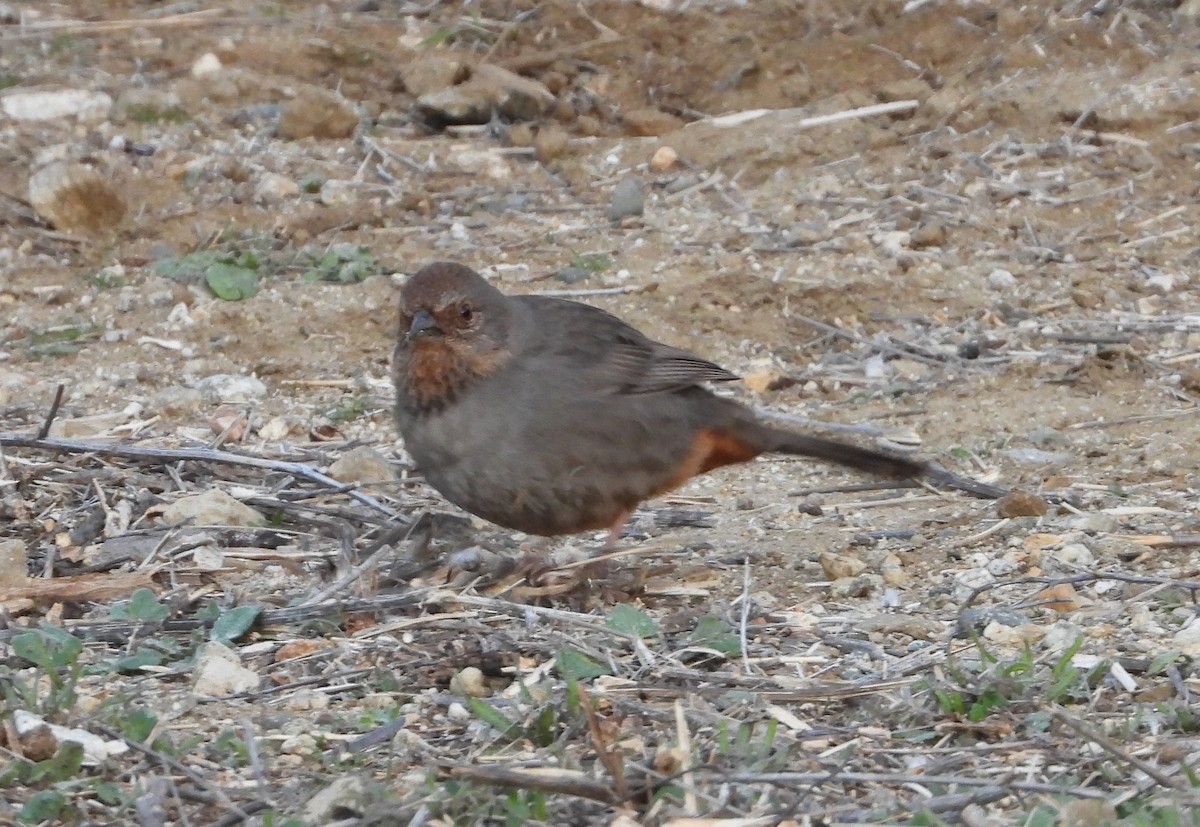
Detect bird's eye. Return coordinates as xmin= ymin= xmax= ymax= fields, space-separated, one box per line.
xmin=459 ymin=302 xmax=474 ymax=321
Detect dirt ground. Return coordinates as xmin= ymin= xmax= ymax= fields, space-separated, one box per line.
xmin=2 ymin=0 xmax=1200 ymax=824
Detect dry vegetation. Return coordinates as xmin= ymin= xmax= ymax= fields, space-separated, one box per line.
xmin=2 ymin=0 xmax=1200 ymax=824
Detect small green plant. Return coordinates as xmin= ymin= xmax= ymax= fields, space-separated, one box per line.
xmin=152 ymin=250 xmax=262 ymax=300
xmin=109 ymin=587 xmax=169 ymax=622
xmin=356 ymin=705 xmax=404 ymax=732
xmin=327 ymin=395 xmax=368 ymax=423
xmin=606 ymin=604 xmax=659 ymax=638
xmin=46 ymin=33 xmax=78 ymax=54
xmin=125 ymin=104 xmax=191 ymax=124
xmin=5 ymin=625 xmax=85 ymax=716
xmin=210 ymin=605 xmax=261 ymax=645
xmin=16 ymin=324 xmax=101 ymax=358
xmin=714 ymin=719 xmax=784 ymax=771
xmin=89 ymin=268 xmax=126 ymax=288
xmin=569 ymin=252 xmax=613 ymax=272
xmin=300 ymin=245 xmax=380 ymax=284
xmin=553 ymin=647 xmax=611 ymax=680
xmin=212 ymin=728 xmax=252 ymax=767
xmin=688 ymin=615 xmax=741 ymax=656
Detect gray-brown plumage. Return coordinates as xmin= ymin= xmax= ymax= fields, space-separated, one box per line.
xmin=392 ymin=262 xmax=934 ymax=537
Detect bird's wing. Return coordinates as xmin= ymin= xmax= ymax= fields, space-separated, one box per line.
xmin=516 ymin=296 xmax=739 ymax=394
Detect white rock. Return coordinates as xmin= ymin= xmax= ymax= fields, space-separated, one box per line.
xmin=192 ymin=641 xmax=260 ymax=697
xmin=259 ymin=416 xmax=293 ymax=441
xmin=987 ymin=268 xmax=1016 ymax=289
xmin=1069 ymin=513 xmax=1119 ymax=534
xmin=161 ymin=488 xmax=265 ymax=527
xmin=194 ymin=373 xmax=268 ymax=402
xmin=328 ymin=446 xmax=394 ymax=484
xmin=280 ymin=733 xmax=318 ymax=754
xmin=318 ymin=179 xmax=357 ymax=207
xmin=285 ymin=689 xmax=331 ymax=711
xmin=1039 ymin=621 xmax=1084 ymax=653
xmin=191 ymin=545 xmax=226 ymax=570
xmin=982 ymin=621 xmax=1043 ymax=647
xmin=0 ymin=539 xmax=27 ymax=586
xmin=954 ymin=567 xmax=994 ymax=591
xmin=986 ymin=554 xmax=1020 ymax=576
xmin=191 ymin=52 xmax=223 ymax=77
xmin=1047 ymin=542 xmax=1094 ymax=568
xmin=877 ymin=231 xmax=911 ymax=256
xmin=446 ymin=146 xmax=512 ymax=181
xmin=254 ymin=173 xmax=300 ymax=205
xmin=13 ymin=710 xmax=129 ymax=763
xmin=864 ymin=354 xmax=890 ymax=379
xmin=1172 ymin=617 xmax=1200 ymax=655
xmin=304 ymin=776 xmax=373 ymax=822
xmin=2 ymin=89 xmax=112 ymax=122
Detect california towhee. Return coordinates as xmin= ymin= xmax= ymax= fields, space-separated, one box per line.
xmin=393 ymin=262 xmax=993 ymax=541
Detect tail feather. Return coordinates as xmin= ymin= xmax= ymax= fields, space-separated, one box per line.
xmin=762 ymin=426 xmax=1007 ymax=499
xmin=763 ymin=427 xmax=926 ymax=479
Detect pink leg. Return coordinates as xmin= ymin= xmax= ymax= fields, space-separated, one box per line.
xmin=603 ymin=509 xmax=632 ymax=551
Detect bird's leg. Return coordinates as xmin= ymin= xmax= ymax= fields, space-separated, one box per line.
xmin=602 ymin=509 xmax=633 ymax=552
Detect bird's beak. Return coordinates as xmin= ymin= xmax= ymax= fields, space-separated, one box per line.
xmin=407 ymin=309 xmax=441 ymax=340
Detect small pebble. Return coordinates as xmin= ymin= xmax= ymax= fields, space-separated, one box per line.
xmin=649 ymin=145 xmax=678 ymax=171
xmin=191 ymin=52 xmax=223 ymax=77
xmin=608 ymin=176 xmax=645 ymax=222
xmin=996 ymin=489 xmax=1048 ymax=518
xmin=987 ymin=268 xmax=1016 ymax=290
xmin=552 ymin=267 xmax=590 ymax=284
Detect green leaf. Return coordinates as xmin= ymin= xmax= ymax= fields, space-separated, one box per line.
xmin=110 ymin=647 xmax=165 ymax=673
xmin=29 ymin=742 xmax=84 ymax=783
xmin=211 ymin=606 xmax=261 ymax=644
xmin=195 ymin=600 xmax=223 ymax=621
xmin=1148 ymin=650 xmax=1183 ymax=674
xmin=531 ymin=704 xmax=557 ymax=747
xmin=206 ymin=262 xmax=261 ymax=300
xmin=569 ymin=252 xmax=612 ymax=272
xmin=151 ymin=250 xmax=221 ymax=280
xmin=18 ymin=790 xmax=69 ymax=823
xmin=110 ymin=587 xmax=169 ymax=622
xmin=122 ymin=708 xmax=159 ymax=743
xmin=967 ymin=688 xmax=1008 ymax=721
xmin=465 ymin=697 xmax=516 ymax=733
xmin=689 ymin=616 xmax=740 ymax=656
xmin=301 ymin=245 xmax=377 ymax=284
xmin=93 ymin=780 xmax=127 ymax=806
xmin=421 ymin=27 xmax=456 ymax=46
xmin=12 ymin=625 xmax=83 ymax=670
xmin=554 ymin=648 xmax=611 ymax=680
xmin=606 ymin=604 xmax=659 ymax=638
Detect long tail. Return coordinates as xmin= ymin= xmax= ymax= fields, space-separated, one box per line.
xmin=763 ymin=427 xmax=927 ymax=479
xmin=761 ymin=426 xmax=1007 ymax=499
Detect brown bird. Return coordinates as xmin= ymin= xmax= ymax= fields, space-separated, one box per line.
xmin=392 ymin=262 xmax=992 ymax=543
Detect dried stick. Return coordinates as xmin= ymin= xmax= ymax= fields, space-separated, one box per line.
xmin=440 ymin=763 xmax=618 ymax=804
xmin=4 ymin=8 xmax=233 ymax=38
xmin=720 ymin=770 xmax=1112 ymax=800
xmin=579 ymin=684 xmax=629 ymax=801
xmin=36 ymin=384 xmax=65 ymax=439
xmin=94 ymin=724 xmax=268 ymax=820
xmin=703 ymin=99 xmax=920 ymax=129
xmin=1053 ymin=709 xmax=1184 ymax=791
xmin=0 ymin=433 xmax=400 ymax=518
xmin=299 ymin=520 xmax=416 ymax=606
